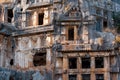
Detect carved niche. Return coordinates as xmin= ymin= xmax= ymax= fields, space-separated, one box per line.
xmin=20 ymin=37 xmax=29 ymax=49
xmin=31 ymin=36 xmax=38 ymax=48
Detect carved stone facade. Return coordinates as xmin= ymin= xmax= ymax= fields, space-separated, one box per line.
xmin=0 ymin=0 xmax=119 ymax=80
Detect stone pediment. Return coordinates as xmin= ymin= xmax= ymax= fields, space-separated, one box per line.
xmin=59 ymin=3 xmax=82 ymax=21
xmin=64 ymin=5 xmax=81 ymax=18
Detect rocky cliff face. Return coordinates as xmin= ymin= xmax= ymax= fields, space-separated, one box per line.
xmin=0 ymin=0 xmax=12 ymax=3
xmin=112 ymin=0 xmax=120 ymax=4
xmin=112 ymin=0 xmax=120 ymax=12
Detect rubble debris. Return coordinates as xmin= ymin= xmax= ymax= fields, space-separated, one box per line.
xmin=32 ymin=71 xmax=44 ymax=80
xmin=0 ymin=67 xmax=52 ymax=80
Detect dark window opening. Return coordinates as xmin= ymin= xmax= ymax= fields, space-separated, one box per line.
xmin=103 ymin=20 xmax=107 ymax=28
xmin=69 ymin=58 xmax=77 ymax=69
xmin=82 ymin=74 xmax=90 ymax=80
xmin=96 ymin=8 xmax=101 ymax=15
xmin=69 ymin=74 xmax=77 ymax=80
xmin=96 ymin=18 xmax=102 ymax=32
xmin=36 ymin=0 xmax=39 ymax=2
xmin=17 ymin=0 xmax=21 ymax=4
xmin=26 ymin=0 xmax=30 ymax=4
xmin=68 ymin=28 xmax=74 ymax=40
xmin=33 ymin=52 xmax=46 ymax=66
xmin=38 ymin=13 xmax=44 ymax=25
xmin=10 ymin=59 xmax=14 ymax=66
xmin=82 ymin=57 xmax=90 ymax=68
xmin=7 ymin=9 xmax=13 ymax=23
xmin=0 ymin=7 xmax=2 ymax=15
xmin=21 ymin=8 xmax=23 ymax=12
xmin=110 ymin=73 xmax=117 ymax=80
xmin=104 ymin=11 xmax=107 ymax=18
xmin=95 ymin=57 xmax=104 ymax=68
xmin=10 ymin=76 xmax=14 ymax=80
xmin=96 ymin=74 xmax=104 ymax=80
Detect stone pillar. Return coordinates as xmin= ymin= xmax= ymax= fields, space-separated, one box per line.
xmin=104 ymin=56 xmax=110 ymax=80
xmin=63 ymin=56 xmax=68 ymax=80
xmin=74 ymin=26 xmax=78 ymax=41
xmin=44 ymin=8 xmax=49 ymax=25
xmin=21 ymin=0 xmax=26 ymax=6
xmin=27 ymin=51 xmax=33 ymax=67
xmin=82 ymin=26 xmax=89 ymax=44
xmin=22 ymin=13 xmax=26 ymax=28
xmin=33 ymin=11 xmax=38 ymax=26
xmin=4 ymin=6 xmax=8 ymax=23
xmin=91 ymin=57 xmax=95 ymax=80
xmin=46 ymin=49 xmax=51 ymax=67
xmin=78 ymin=57 xmax=82 ymax=80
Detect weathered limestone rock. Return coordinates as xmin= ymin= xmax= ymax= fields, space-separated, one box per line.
xmin=0 ymin=0 xmax=119 ymax=80
xmin=32 ymin=72 xmax=44 ymax=80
